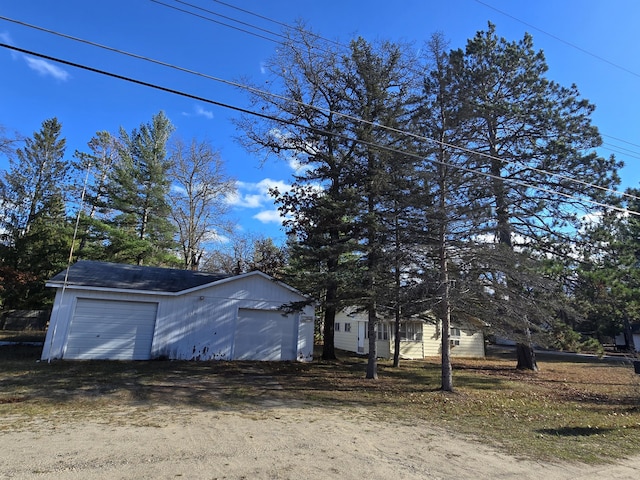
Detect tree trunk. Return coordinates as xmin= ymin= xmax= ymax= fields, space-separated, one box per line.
xmin=321 ymin=301 xmax=337 ymax=360
xmin=623 ymin=317 xmax=637 ymax=354
xmin=392 ymin=212 xmax=401 ymax=368
xmin=365 ymin=306 xmax=378 ymax=379
xmin=393 ymin=308 xmax=401 ymax=368
xmin=516 ymin=343 xmax=538 ymax=371
xmin=322 ymin=263 xmax=339 ymax=360
xmin=440 ymin=251 xmax=453 ymax=391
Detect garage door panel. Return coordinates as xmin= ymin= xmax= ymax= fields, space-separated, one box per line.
xmin=233 ymin=309 xmax=297 ymax=361
xmin=64 ymin=299 xmax=157 ymax=360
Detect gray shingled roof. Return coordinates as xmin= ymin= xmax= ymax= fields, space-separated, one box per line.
xmin=48 ymin=260 xmax=230 ymax=293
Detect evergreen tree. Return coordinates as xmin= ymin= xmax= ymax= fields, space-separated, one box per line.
xmin=0 ymin=118 xmax=71 ymax=308
xmin=248 ymin=237 xmax=287 ymax=279
xmin=574 ymin=194 xmax=640 ymax=352
xmin=105 ymin=111 xmax=177 ymax=266
xmin=451 ymin=24 xmax=621 ymax=369
xmin=412 ymin=33 xmax=490 ymax=390
xmin=73 ymin=131 xmax=121 ymax=260
xmin=341 ymin=38 xmax=417 ymax=379
xmin=237 ymin=26 xmax=364 ymax=360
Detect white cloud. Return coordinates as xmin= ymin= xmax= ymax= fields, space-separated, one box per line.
xmin=194 ymin=104 xmax=214 ymax=119
xmin=225 ymin=178 xmax=293 ymax=226
xmin=227 ymin=178 xmax=291 ymax=208
xmin=24 ymin=56 xmax=70 ymax=81
xmin=254 ymin=209 xmax=285 ymax=224
xmin=260 ymin=61 xmax=267 ymax=74
xmin=0 ymin=31 xmax=13 ymax=45
xmin=267 ymin=128 xmax=314 ymax=175
xmin=287 ymin=155 xmax=312 ymax=174
xmin=181 ymin=104 xmax=214 ymax=119
xmin=203 ymin=229 xmax=231 ymax=244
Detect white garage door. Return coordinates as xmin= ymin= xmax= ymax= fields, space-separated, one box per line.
xmin=64 ymin=299 xmax=158 ymax=360
xmin=233 ymin=309 xmax=297 ymax=361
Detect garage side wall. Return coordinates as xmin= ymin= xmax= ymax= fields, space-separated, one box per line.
xmin=151 ymin=275 xmax=314 ymax=361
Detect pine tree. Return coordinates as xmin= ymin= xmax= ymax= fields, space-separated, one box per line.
xmin=73 ymin=131 xmax=121 ymax=260
xmin=105 ymin=111 xmax=177 ymax=266
xmin=0 ymin=118 xmax=71 ymax=308
xmin=237 ymin=26 xmax=364 ymax=360
xmin=452 ymin=24 xmax=621 ymax=369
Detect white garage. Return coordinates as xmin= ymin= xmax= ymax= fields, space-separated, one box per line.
xmin=233 ymin=309 xmax=298 ymax=361
xmin=41 ymin=261 xmax=315 ymax=362
xmin=64 ymin=299 xmax=158 ymax=360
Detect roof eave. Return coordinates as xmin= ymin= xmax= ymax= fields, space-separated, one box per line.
xmin=45 ymin=282 xmax=179 ymax=296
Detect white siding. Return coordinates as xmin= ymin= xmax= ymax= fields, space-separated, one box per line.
xmin=333 ymin=312 xmax=391 ymax=358
xmin=332 ymin=310 xmax=485 ymax=360
xmin=451 ymin=330 xmax=485 ymax=358
xmin=41 ymin=272 xmax=315 ymax=362
xmin=423 ymin=323 xmax=442 ymax=357
xmin=391 ymin=339 xmax=424 ymax=360
xmin=334 ymin=312 xmax=361 ymax=353
xmin=153 ymin=274 xmax=313 ymax=361
xmin=423 ymin=322 xmax=485 ymax=358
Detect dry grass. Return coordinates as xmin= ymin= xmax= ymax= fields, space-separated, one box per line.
xmin=1 ymin=337 xmax=639 ymax=464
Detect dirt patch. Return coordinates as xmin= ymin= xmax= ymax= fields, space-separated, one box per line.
xmin=1 ymin=405 xmax=639 ymax=479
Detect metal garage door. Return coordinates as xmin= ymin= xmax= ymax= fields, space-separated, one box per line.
xmin=233 ymin=309 xmax=297 ymax=361
xmin=64 ymin=299 xmax=158 ymax=360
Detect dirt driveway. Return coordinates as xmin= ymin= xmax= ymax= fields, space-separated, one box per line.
xmin=2 ymin=405 xmax=639 ymax=480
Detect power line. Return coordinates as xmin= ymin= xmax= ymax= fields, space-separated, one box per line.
xmin=603 ymin=133 xmax=640 ymax=150
xmin=149 ymin=0 xmax=282 ymax=44
xmin=2 ymin=15 xmax=635 ymax=203
xmin=150 ymin=0 xmax=344 ymax=56
xmin=473 ymin=0 xmax=640 ymax=79
xmin=209 ymin=0 xmax=346 ymax=50
xmin=172 ymin=3 xmax=640 ymax=181
xmin=0 ymin=42 xmax=637 ymax=220
xmin=208 ymin=0 xmax=640 ymax=167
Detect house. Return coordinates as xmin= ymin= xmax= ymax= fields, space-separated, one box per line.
xmin=41 ymin=261 xmax=315 ymax=362
xmin=615 ymin=323 xmax=640 ymax=352
xmin=333 ymin=309 xmax=485 ymax=359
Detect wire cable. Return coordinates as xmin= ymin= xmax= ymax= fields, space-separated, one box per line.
xmin=1 ymin=42 xmax=637 ymax=220
xmin=1 ymin=14 xmax=634 ymax=203
xmin=473 ymin=0 xmax=640 ymax=79
xmin=149 ymin=0 xmax=281 ymax=44
xmin=209 ymin=0 xmax=346 ymax=50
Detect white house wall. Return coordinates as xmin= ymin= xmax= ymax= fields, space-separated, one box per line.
xmin=41 ymin=273 xmax=315 ymax=362
xmin=422 ymin=323 xmax=485 ymax=358
xmin=334 ymin=312 xmax=360 ymax=353
xmin=332 ymin=310 xmax=485 ymax=360
xmin=333 ymin=313 xmax=391 ymax=358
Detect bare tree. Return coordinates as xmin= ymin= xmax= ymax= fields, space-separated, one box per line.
xmin=169 ymin=138 xmax=235 ymax=270
xmin=0 ymin=124 xmax=23 ymax=161
xmin=201 ymin=233 xmax=286 ymax=277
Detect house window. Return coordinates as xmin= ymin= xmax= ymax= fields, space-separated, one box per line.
xmin=377 ymin=323 xmax=389 ymax=340
xmin=399 ymin=323 xmax=422 ymax=342
xmin=344 ymin=322 xmax=351 ymax=333
xmin=335 ymin=322 xmax=340 ymax=332
xmin=450 ymin=327 xmax=461 ymax=346
xmin=363 ymin=322 xmax=388 ymax=340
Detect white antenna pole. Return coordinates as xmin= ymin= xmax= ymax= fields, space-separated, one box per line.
xmin=47 ymin=163 xmax=91 ymax=363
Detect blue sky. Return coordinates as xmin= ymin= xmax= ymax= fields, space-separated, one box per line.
xmin=1 ymin=0 xmax=640 ymax=244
